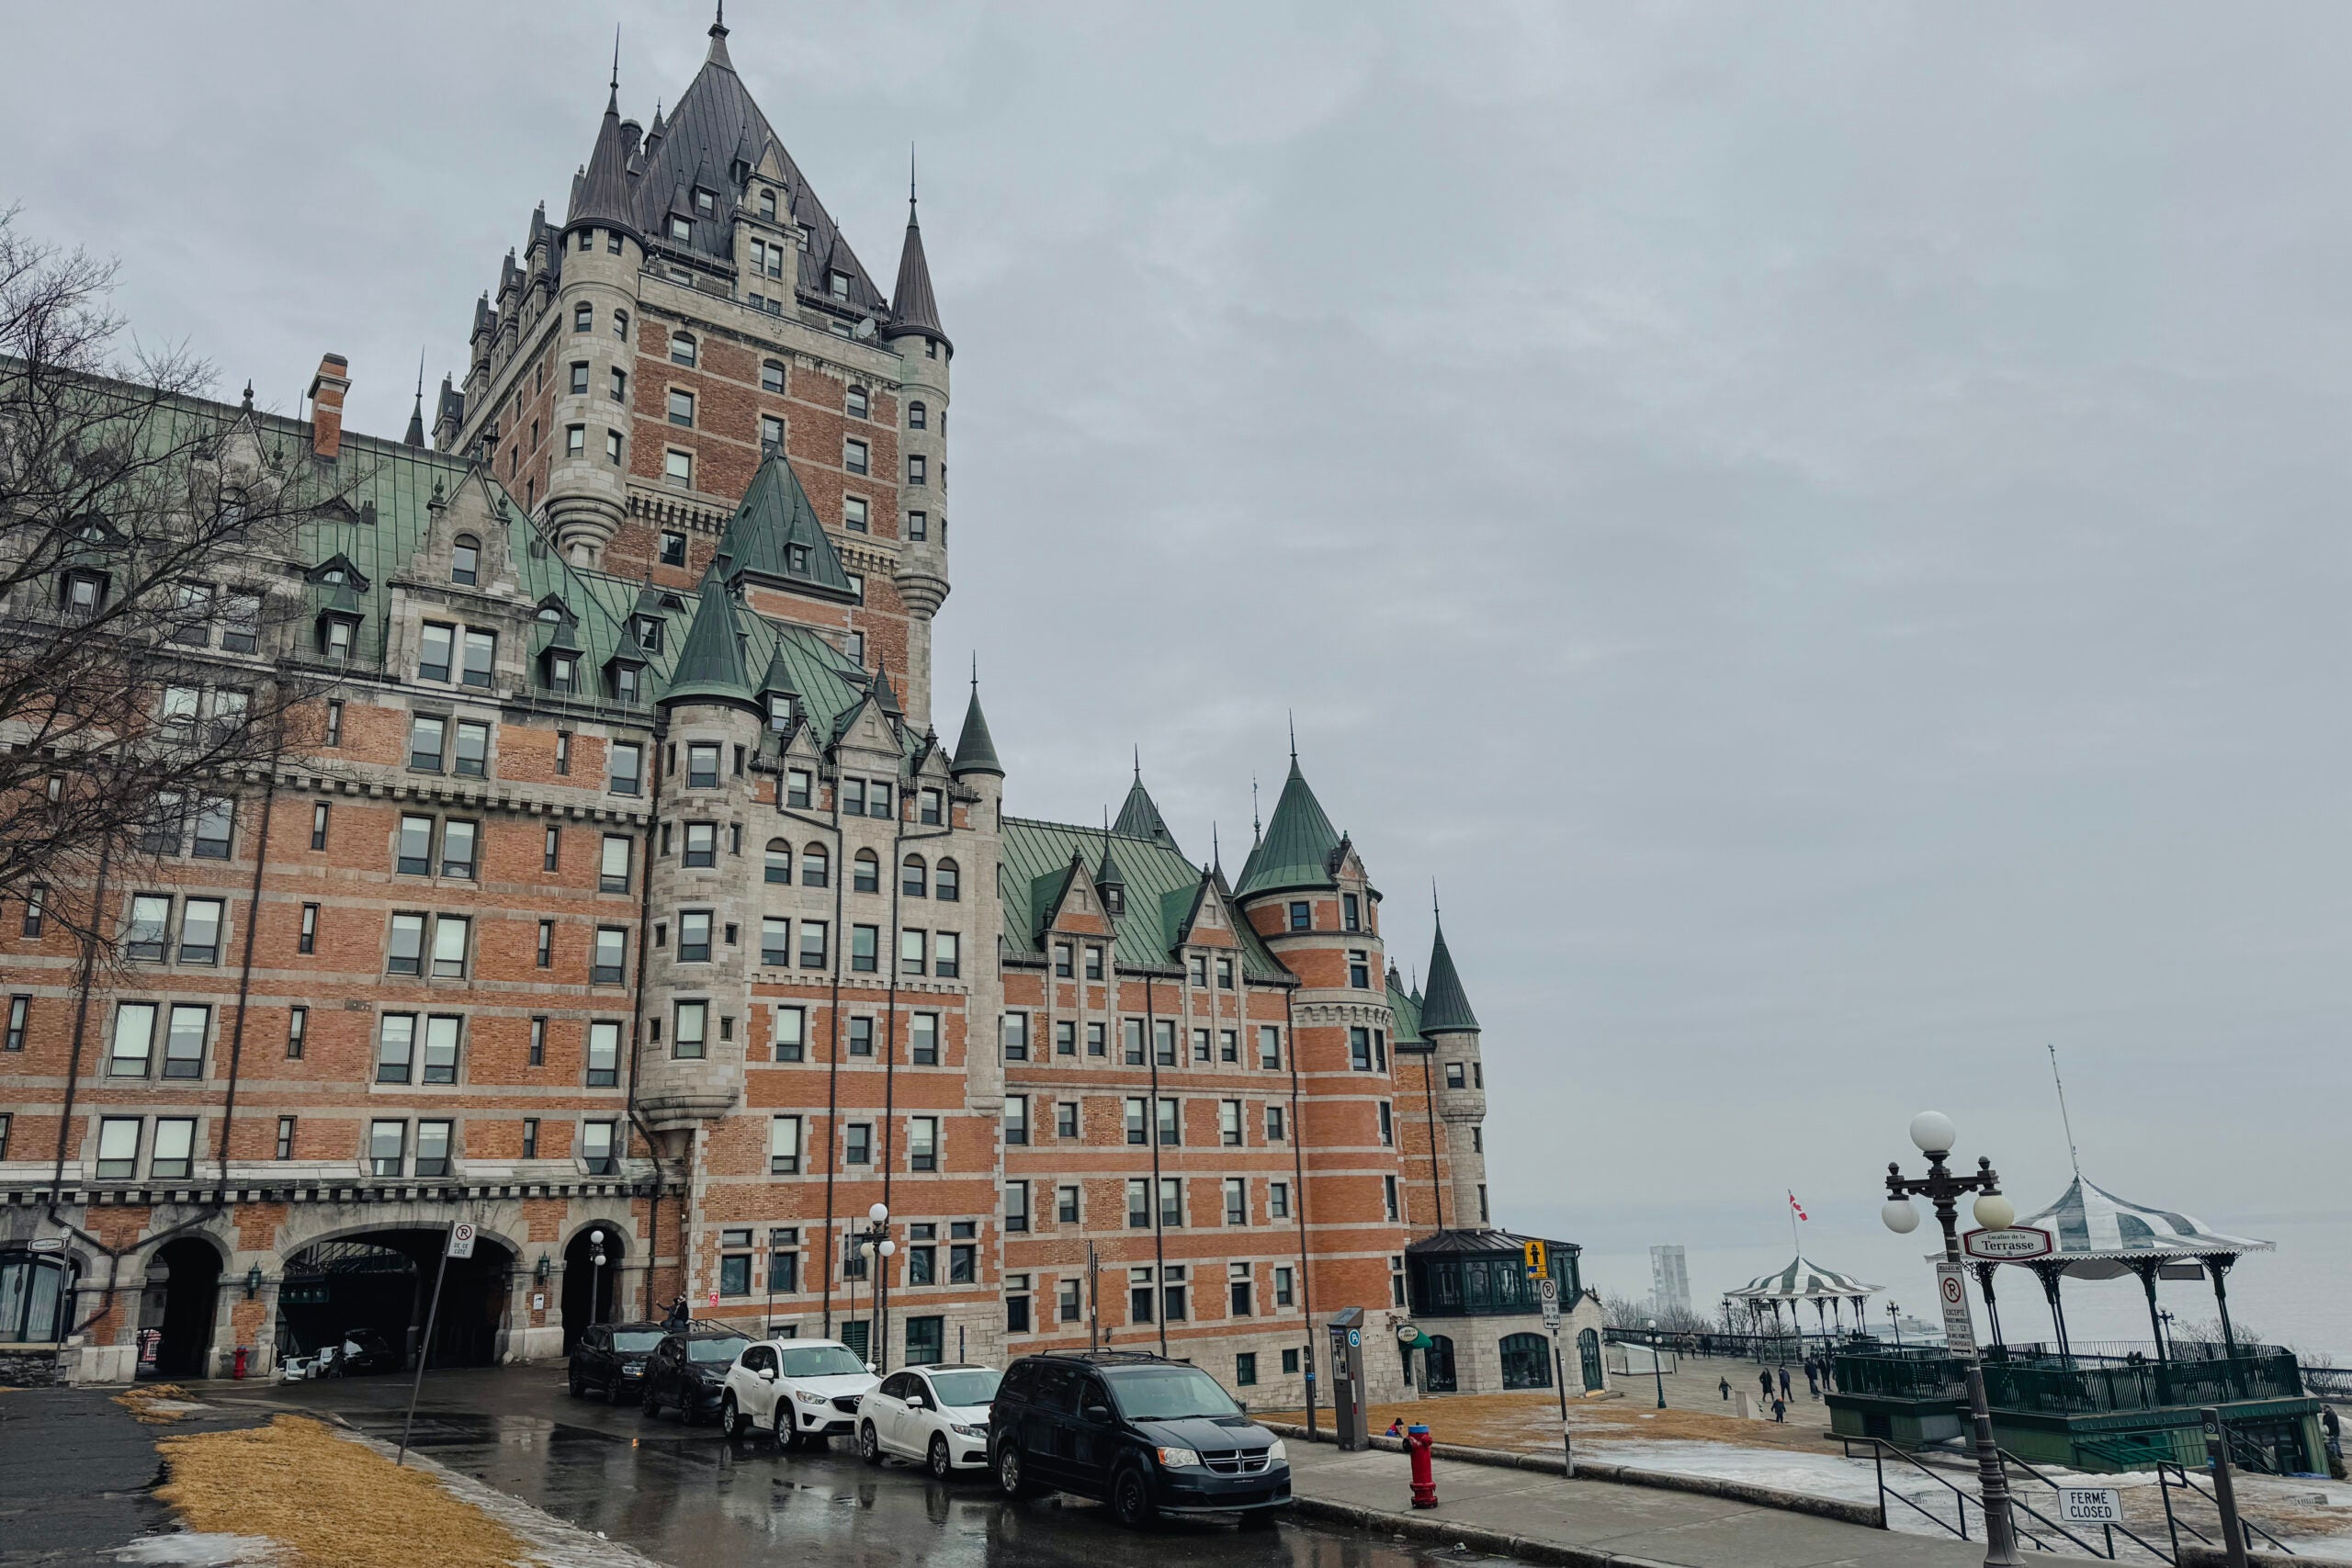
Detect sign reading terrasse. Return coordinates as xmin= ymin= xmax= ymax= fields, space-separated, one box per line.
xmin=1962 ymin=1225 xmax=2054 ymax=1261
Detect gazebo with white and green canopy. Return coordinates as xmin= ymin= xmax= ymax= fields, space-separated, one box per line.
xmin=1982 ymin=1175 xmax=2273 ymax=1361
xmin=1725 ymin=1256 xmax=1881 ymax=1339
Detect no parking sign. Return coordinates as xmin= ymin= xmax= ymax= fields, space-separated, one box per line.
xmin=446 ymin=1221 xmax=477 ymax=1259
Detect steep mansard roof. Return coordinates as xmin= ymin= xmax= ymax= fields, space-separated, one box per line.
xmin=999 ymin=818 xmax=1289 ymax=982
xmin=1419 ymin=917 xmax=1480 ymax=1034
xmin=1234 ymin=756 xmax=1342 ymax=897
xmin=718 ymin=449 xmax=855 ymax=597
xmin=1387 ymin=967 xmax=1425 ymax=1046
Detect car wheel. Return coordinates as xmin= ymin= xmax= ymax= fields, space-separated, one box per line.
xmin=928 ymin=1435 xmax=953 ymax=1481
xmin=568 ymin=1369 xmax=583 ymax=1398
xmin=607 ymin=1376 xmax=627 ymax=1407
xmin=996 ymin=1444 xmax=1037 ymax=1499
xmin=721 ymin=1395 xmax=745 ymax=1441
xmin=775 ymin=1412 xmax=799 ymax=1453
xmin=859 ymin=1421 xmax=882 ymax=1465
xmin=1111 ymin=1464 xmax=1156 ymax=1529
xmin=640 ymin=1382 xmax=661 ymax=1419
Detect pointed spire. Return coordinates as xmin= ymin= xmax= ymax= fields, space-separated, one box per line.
xmin=1251 ymin=776 xmax=1261 ymax=846
xmin=1114 ymin=761 xmax=1181 ymax=855
xmin=610 ymin=25 xmax=621 ymax=108
xmin=1420 ymin=907 xmax=1481 ymax=1034
xmin=952 ymin=665 xmax=1003 ymax=777
xmin=1095 ymin=808 xmax=1128 ymax=902
xmin=571 ymin=48 xmax=639 ymax=234
xmin=870 ymin=660 xmax=901 ymax=717
xmin=403 ymin=351 xmax=426 ymax=447
xmin=707 ymin=0 xmax=734 ymax=68
xmin=889 ymin=151 xmax=949 ymax=351
xmin=1235 ymin=749 xmax=1341 ymax=898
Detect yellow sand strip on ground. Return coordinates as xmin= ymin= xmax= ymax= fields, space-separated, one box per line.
xmin=156 ymin=1415 xmax=529 ymax=1568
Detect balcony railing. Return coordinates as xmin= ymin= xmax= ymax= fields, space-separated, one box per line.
xmin=1830 ymin=1348 xmax=2305 ymax=1415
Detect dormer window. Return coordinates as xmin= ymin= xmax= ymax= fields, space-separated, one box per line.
xmin=695 ymin=188 xmax=716 ymax=216
xmin=828 ymin=271 xmax=851 ymax=300
xmin=537 ymin=602 xmax=564 ymax=624
xmin=758 ymin=187 xmax=776 ymax=220
xmin=62 ymin=570 xmax=105 ymax=614
xmin=669 ymin=215 xmax=692 ymax=243
xmin=786 ymin=544 xmax=808 ymax=573
xmin=451 ymin=535 xmax=480 ymax=586
xmin=632 ymin=615 xmax=664 ymax=652
xmin=767 ymin=694 xmax=794 ymax=731
xmin=1104 ymin=886 xmax=1125 ymax=918
xmin=320 ymin=568 xmax=345 ymax=586
xmin=548 ymin=653 xmax=578 ymax=693
xmin=317 ymin=615 xmax=357 ymax=659
xmin=609 ymin=662 xmax=639 ymax=702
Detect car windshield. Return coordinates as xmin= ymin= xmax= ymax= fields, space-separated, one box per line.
xmin=776 ymin=1344 xmax=868 ymax=1378
xmin=687 ymin=1336 xmax=750 ymax=1364
xmin=927 ymin=1370 xmax=1001 ymax=1407
xmin=1104 ymin=1365 xmax=1242 ymax=1421
xmin=612 ymin=1331 xmax=663 ymax=1353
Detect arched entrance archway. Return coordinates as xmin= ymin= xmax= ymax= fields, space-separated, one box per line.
xmin=280 ymin=1228 xmax=514 ymax=1371
xmin=1423 ymin=1334 xmax=1457 ymax=1393
xmin=1500 ymin=1332 xmax=1551 ymax=1390
xmin=1577 ymin=1327 xmax=1605 ymax=1391
xmin=560 ymin=1226 xmax=625 ymax=1352
xmin=143 ymin=1237 xmax=222 ymax=1379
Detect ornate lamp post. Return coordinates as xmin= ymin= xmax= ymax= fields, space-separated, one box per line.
xmin=1645 ymin=1318 xmax=1667 ymax=1409
xmin=1886 ymin=1300 xmax=1902 ymax=1348
xmin=1883 ymin=1110 xmax=2023 ymax=1568
xmin=854 ymin=1202 xmax=895 ymax=1372
xmin=588 ymin=1229 xmax=607 ymax=1326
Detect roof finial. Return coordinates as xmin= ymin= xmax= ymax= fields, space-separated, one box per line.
xmin=970 ymin=650 xmax=978 ymax=694
xmin=711 ymin=0 xmax=727 ymax=37
xmin=1287 ymin=709 xmax=1297 ymax=763
xmin=608 ymin=26 xmax=621 ymax=106
xmin=241 ymin=379 xmax=254 ymax=412
xmin=1132 ymin=743 xmax=1141 ymax=782
xmin=2048 ymin=1043 xmax=2084 ymax=1181
xmin=1212 ymin=821 xmax=1222 ymax=873
xmin=910 ymin=143 xmax=919 ymax=217
xmin=1431 ymin=877 xmax=1442 ymax=920
xmin=1251 ymin=775 xmax=1261 ymax=845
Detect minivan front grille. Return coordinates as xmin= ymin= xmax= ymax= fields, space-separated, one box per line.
xmin=1201 ymin=1448 xmax=1272 ymax=1474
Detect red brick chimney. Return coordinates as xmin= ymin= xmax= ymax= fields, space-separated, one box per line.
xmin=307 ymin=354 xmax=351 ymax=459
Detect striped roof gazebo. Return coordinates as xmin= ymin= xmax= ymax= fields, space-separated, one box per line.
xmin=1727 ymin=1256 xmax=1881 ymax=1337
xmin=1986 ymin=1177 xmax=2273 ymax=1359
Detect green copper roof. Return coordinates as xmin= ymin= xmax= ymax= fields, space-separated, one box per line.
xmin=719 ymin=450 xmax=855 ymax=597
xmin=1114 ymin=772 xmax=1181 ymax=856
xmin=1420 ymin=918 xmax=1480 ymax=1033
xmin=1000 ymin=818 xmax=1289 ymax=981
xmin=952 ymin=685 xmax=1003 ymax=776
xmin=1387 ymin=967 xmax=1424 ymax=1044
xmin=660 ymin=570 xmax=757 ymax=708
xmin=1234 ymin=757 xmax=1341 ymax=897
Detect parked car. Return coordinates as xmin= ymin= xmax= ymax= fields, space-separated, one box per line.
xmin=316 ymin=1327 xmax=401 ymax=1377
xmin=570 ymin=1321 xmax=666 ymax=1404
xmin=718 ymin=1337 xmax=879 ymax=1450
xmin=988 ymin=1351 xmax=1290 ymax=1528
xmin=639 ymin=1325 xmax=752 ymax=1424
xmin=857 ymin=1363 xmax=1001 ymax=1478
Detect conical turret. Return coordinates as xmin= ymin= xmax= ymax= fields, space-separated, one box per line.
xmin=890 ymin=175 xmax=949 ymax=354
xmin=1114 ymin=750 xmax=1180 ymax=854
xmin=660 ymin=570 xmax=757 ymax=711
xmin=1421 ymin=916 xmax=1480 ymax=1034
xmin=951 ymin=682 xmax=1002 ymax=777
xmin=1235 ymin=754 xmax=1340 ymax=897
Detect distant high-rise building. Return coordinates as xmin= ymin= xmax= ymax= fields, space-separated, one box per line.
xmin=1650 ymin=1245 xmax=1691 ymax=1316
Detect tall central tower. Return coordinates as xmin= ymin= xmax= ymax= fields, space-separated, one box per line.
xmin=448 ymin=12 xmax=954 ymax=727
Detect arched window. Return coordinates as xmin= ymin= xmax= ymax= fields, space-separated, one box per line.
xmin=908 ymin=400 xmax=926 ymax=430
xmin=1423 ymin=1335 xmax=1457 ymax=1393
xmin=671 ymin=333 xmax=696 ymax=368
xmin=764 ymin=839 xmax=792 ymax=886
xmin=933 ymin=858 xmax=960 ymax=903
xmin=572 ymin=301 xmax=593 ymax=333
xmin=852 ymin=848 xmax=879 ymax=893
xmin=801 ymin=842 xmax=829 ymax=888
xmin=451 ymin=535 xmax=480 ymax=586
xmin=1500 ymin=1333 xmax=1552 ymax=1391
xmin=614 ymin=308 xmax=629 ymax=341
xmin=846 ymin=386 xmax=869 ymax=419
xmin=901 ymin=854 xmax=927 ymax=897
xmin=762 ymin=360 xmax=785 ymax=395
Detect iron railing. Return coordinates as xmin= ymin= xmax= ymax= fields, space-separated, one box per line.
xmin=1831 ymin=1348 xmax=2303 ymax=1415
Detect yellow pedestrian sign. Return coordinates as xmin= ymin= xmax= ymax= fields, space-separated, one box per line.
xmin=1522 ymin=1239 xmax=1547 ymax=1279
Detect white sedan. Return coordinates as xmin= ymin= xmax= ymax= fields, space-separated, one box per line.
xmin=857 ymin=1363 xmax=1001 ymax=1478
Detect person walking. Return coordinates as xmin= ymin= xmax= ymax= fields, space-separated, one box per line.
xmin=1719 ymin=1375 xmax=1732 ymax=1402
xmin=1778 ymin=1365 xmax=1792 ymax=1403
xmin=1804 ymin=1361 xmax=1819 ymax=1398
xmin=1758 ymin=1368 xmax=1773 ymax=1403
xmin=1770 ymin=1395 xmax=1788 ymax=1424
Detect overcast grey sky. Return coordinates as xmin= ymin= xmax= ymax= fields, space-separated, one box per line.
xmin=10 ymin=3 xmax=2346 ymax=1324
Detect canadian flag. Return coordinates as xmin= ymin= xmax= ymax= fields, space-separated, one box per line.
xmin=1788 ymin=1191 xmax=1808 ymax=1222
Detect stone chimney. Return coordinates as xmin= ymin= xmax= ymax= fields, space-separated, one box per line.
xmin=307 ymin=354 xmax=351 ymax=459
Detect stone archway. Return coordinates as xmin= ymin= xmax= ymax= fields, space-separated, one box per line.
xmin=280 ymin=1227 xmax=515 ymax=1371
xmin=143 ymin=1236 xmax=224 ymax=1380
xmin=560 ymin=1224 xmax=627 ymax=1352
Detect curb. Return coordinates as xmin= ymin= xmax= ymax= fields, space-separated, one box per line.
xmin=1261 ymin=1422 xmax=1885 ymax=1529
xmin=1288 ymin=1494 xmax=1686 ymax=1568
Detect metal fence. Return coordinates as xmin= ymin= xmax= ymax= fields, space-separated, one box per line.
xmin=1828 ymin=1348 xmax=2303 ymax=1415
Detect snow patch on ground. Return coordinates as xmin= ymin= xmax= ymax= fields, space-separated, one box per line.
xmin=112 ymin=1534 xmax=281 ymax=1566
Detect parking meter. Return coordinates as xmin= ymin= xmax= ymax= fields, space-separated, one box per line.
xmin=1329 ymin=1307 xmax=1369 ymax=1451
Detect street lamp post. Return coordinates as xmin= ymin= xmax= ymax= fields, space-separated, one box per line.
xmin=853 ymin=1202 xmax=895 ymax=1372
xmin=1887 ymin=1300 xmax=1901 ymax=1348
xmin=589 ymin=1229 xmax=607 ymax=1326
xmin=1645 ymin=1318 xmax=1667 ymax=1409
xmin=1883 ymin=1110 xmax=2023 ymax=1568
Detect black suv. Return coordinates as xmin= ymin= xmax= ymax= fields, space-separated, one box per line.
xmin=568 ymin=1321 xmax=665 ymax=1404
xmin=989 ymin=1351 xmax=1291 ymax=1528
xmin=639 ymin=1325 xmax=751 ymax=1424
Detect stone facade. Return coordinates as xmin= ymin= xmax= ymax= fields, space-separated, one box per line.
xmin=0 ymin=14 xmax=1570 ymax=1406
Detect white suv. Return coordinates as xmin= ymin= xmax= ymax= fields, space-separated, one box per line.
xmin=857 ymin=1363 xmax=1001 ymax=1479
xmin=720 ymin=1338 xmax=879 ymax=1450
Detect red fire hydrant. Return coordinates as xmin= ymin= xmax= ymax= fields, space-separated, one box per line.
xmin=1406 ymin=1423 xmax=1437 ymax=1509
xmin=232 ymin=1345 xmax=250 ymax=1380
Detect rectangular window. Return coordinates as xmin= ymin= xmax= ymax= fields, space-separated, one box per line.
xmin=1003 ymin=1180 xmax=1029 ymax=1233
xmin=1219 ymin=1100 xmax=1243 ymax=1147
xmin=1158 ymin=1098 xmax=1182 ymax=1147
xmin=1125 ymin=1177 xmax=1151 ymax=1229
xmin=772 ymin=1005 xmax=805 ymax=1063
xmin=311 ymin=801 xmax=331 ymax=850
xmin=1057 ymin=1183 xmax=1080 ymax=1224
xmin=1129 ymin=1266 xmax=1154 ymax=1322
xmin=679 ymin=910 xmax=711 ymax=962
xmin=674 ymin=1000 xmax=707 ymax=1059
xmin=907 ymin=454 xmax=926 ymax=485
xmin=163 ymin=1004 xmax=208 ymax=1079
xmin=1265 ymin=1103 xmax=1285 ymax=1141
xmin=107 ymin=1001 xmax=157 ymax=1077
xmin=1054 ymin=942 xmax=1073 ymax=978
xmin=665 ymin=449 xmax=692 ymax=489
xmin=1219 ymin=1029 xmax=1238 ymax=1064
xmin=1446 ymin=1061 xmax=1466 ymax=1089
xmin=908 ymin=1115 xmax=937 ymax=1171
xmin=95 ymin=1117 xmax=141 ymax=1178
xmin=584 ymin=1020 xmax=620 ymax=1086
xmin=1379 ymin=1100 xmax=1395 ymax=1146
xmin=397 ymin=814 xmax=433 ymax=875
xmin=419 ymin=623 xmax=454 ymax=682
xmin=668 ymin=388 xmax=695 ymax=427
xmin=570 ymin=360 xmax=590 ymax=395
xmin=582 ymin=1120 xmax=616 ymax=1175
xmin=192 ymin=797 xmax=234 ymax=859
xmin=125 ymin=895 xmax=171 ymax=962
xmin=1054 ymin=1100 xmax=1080 ymax=1139
xmin=1288 ymin=900 xmax=1311 ymax=931
xmin=408 ymin=714 xmax=446 ymax=772
xmin=224 ymin=592 xmax=261 ymax=654
xmin=848 ymin=1016 xmax=874 ymax=1057
xmin=286 ymin=1005 xmax=305 ymax=1059
xmin=522 ymin=1118 xmax=539 ymax=1158
xmin=685 ymin=742 xmax=719 ymax=787
xmin=798 ymin=920 xmax=827 ymax=968
xmin=528 ymin=1015 xmax=548 ymax=1066
xmin=1349 ymin=951 xmax=1371 ymax=989
xmin=768 ymin=1116 xmax=801 ymax=1174
xmin=1236 ymin=1350 xmax=1258 ymax=1385
xmin=368 ymin=1119 xmax=405 ymax=1177
xmin=432 ymin=915 xmax=469 ymax=977
xmin=1384 ymin=1174 xmax=1400 ymax=1222
xmin=908 ymin=510 xmax=927 ymax=541
xmin=299 ymin=901 xmax=319 ymax=954
xmin=1123 ymin=1019 xmax=1144 ymax=1065
xmin=1193 ymin=1027 xmax=1211 ymax=1063
xmin=850 ymin=923 xmax=878 ymax=973
xmin=905 ymin=1245 xmax=935 ymax=1285
xmin=453 ymin=720 xmax=489 ymax=776
xmin=933 ymin=931 xmax=959 ymax=978
xmin=593 ymin=927 xmax=627 ymax=986
xmin=1001 ymin=1011 xmax=1029 ymax=1062
xmin=416 ymin=1015 xmax=459 ymax=1085
xmin=844 ymin=1123 xmax=871 ymax=1165
xmin=1003 ymin=1095 xmax=1028 ymax=1146
xmin=1160 ymin=1179 xmax=1184 ymax=1228
xmin=1058 ymin=1278 xmax=1081 ymax=1323
xmin=440 ymin=818 xmax=477 ymax=878
xmin=1086 ymin=1021 xmax=1106 ymax=1057
xmin=1270 ymin=1180 xmax=1291 ymax=1219
xmin=1124 ymin=1097 xmax=1149 ymax=1146
xmin=761 ymin=917 xmax=790 ymax=966
xmin=537 ymin=919 xmax=554 ymax=968
xmin=1188 ymin=954 xmax=1206 ymax=987
xmin=610 ymin=742 xmax=643 ymax=795
xmin=1083 ymin=945 xmax=1104 ymax=980
xmin=376 ymin=1013 xmax=416 ymax=1083
xmin=1163 ymin=1265 xmax=1189 ymax=1322
xmin=1055 ymin=1021 xmax=1075 ymax=1056
xmin=769 ymin=1245 xmax=799 ymax=1294
xmin=542 ymin=825 xmax=561 ymax=872
xmin=1224 ymin=1177 xmax=1247 ymax=1226
xmin=276 ymin=1116 xmax=297 ymax=1160
xmin=387 ymin=913 xmax=425 ymax=975
xmin=323 ymin=698 xmax=343 ymax=746
xmin=683 ymin=821 xmax=715 ymax=866
xmin=844 ymin=438 xmax=868 ymax=475
xmin=1216 ymin=956 xmax=1234 ymax=989
xmin=909 ymin=1011 xmax=938 ymax=1065
xmin=1154 ymin=1019 xmax=1177 ymax=1067
xmin=843 ymin=494 xmax=868 ymax=533
xmin=600 ymin=834 xmax=631 ymax=892
xmin=1276 ymin=1267 xmax=1295 ymax=1308
xmin=1350 ymin=1027 xmax=1373 ymax=1072
xmin=898 ymin=927 xmax=924 ymax=976
xmin=415 ymin=1119 xmax=453 ymax=1178
xmin=461 ymin=629 xmax=495 ymax=688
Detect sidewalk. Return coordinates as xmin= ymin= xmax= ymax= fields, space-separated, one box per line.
xmin=1287 ymin=1440 xmax=1992 ymax=1568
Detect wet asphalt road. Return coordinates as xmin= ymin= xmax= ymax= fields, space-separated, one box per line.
xmin=226 ymin=1366 xmax=1492 ymax=1568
